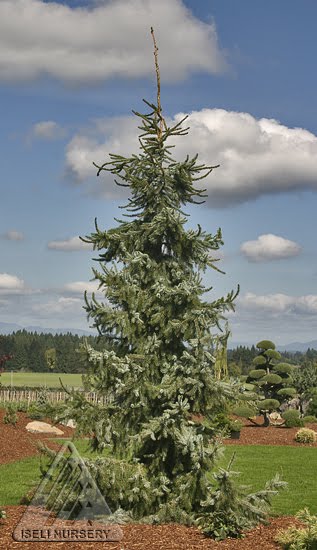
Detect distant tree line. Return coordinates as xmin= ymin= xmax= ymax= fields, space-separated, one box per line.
xmin=0 ymin=330 xmax=113 ymax=373
xmin=1 ymin=331 xmax=316 ymax=374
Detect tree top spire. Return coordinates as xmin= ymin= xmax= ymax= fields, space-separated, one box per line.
xmin=150 ymin=27 xmax=165 ymax=140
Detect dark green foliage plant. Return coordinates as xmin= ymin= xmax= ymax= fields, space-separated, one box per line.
xmin=15 ymin=400 xmax=29 ymax=413
xmin=228 ymin=419 xmax=244 ymax=433
xmin=276 ymin=508 xmax=317 ymax=549
xmin=3 ymin=404 xmax=18 ymax=426
xmin=282 ymin=409 xmax=304 ymax=428
xmin=27 ymin=403 xmax=46 ymax=421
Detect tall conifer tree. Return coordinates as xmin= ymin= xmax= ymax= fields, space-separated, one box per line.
xmin=66 ymin=29 xmax=285 ymax=536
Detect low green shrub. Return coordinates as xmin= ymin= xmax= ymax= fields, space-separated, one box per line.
xmin=294 ymin=428 xmax=316 ymax=444
xmin=3 ymin=404 xmax=18 ymax=426
xmin=27 ymin=404 xmax=46 ymax=421
xmin=228 ymin=419 xmax=244 ymax=433
xmin=15 ymin=401 xmax=29 ymax=413
xmin=303 ymin=416 xmax=317 ymax=425
xmin=276 ymin=508 xmax=317 ymax=549
xmin=282 ymin=409 xmax=304 ymax=428
xmin=231 ymin=405 xmax=256 ymax=418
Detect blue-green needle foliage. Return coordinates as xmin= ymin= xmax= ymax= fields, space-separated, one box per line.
xmin=59 ymin=84 xmax=284 ymax=536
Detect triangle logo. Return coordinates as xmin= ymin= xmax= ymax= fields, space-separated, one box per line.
xmin=13 ymin=441 xmax=123 ymax=542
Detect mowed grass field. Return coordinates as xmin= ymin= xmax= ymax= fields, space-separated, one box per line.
xmin=0 ymin=443 xmax=316 ymax=515
xmin=0 ymin=372 xmax=83 ymax=388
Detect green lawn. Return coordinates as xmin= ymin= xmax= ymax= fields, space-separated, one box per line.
xmin=1 ymin=443 xmax=316 ymax=515
xmin=0 ymin=372 xmax=83 ymax=388
xmin=219 ymin=445 xmax=317 ymax=516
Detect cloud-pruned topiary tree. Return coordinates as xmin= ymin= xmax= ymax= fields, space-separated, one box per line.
xmin=246 ymin=340 xmax=296 ymax=426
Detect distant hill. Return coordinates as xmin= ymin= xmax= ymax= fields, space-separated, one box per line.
xmin=229 ymin=339 xmax=317 ymax=352
xmin=0 ymin=321 xmax=96 ymax=336
xmin=1 ymin=323 xmax=316 ymax=351
xmin=276 ymin=340 xmax=317 ymax=352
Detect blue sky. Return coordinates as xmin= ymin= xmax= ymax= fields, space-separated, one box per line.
xmin=1 ymin=0 xmax=317 ymax=345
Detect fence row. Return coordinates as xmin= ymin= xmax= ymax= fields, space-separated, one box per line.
xmin=0 ymin=389 xmax=111 ymax=405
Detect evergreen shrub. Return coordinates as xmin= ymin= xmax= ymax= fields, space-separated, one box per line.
xmin=3 ymin=404 xmax=18 ymax=426
xmin=282 ymin=409 xmax=304 ymax=428
xmin=15 ymin=400 xmax=29 ymax=412
xmin=27 ymin=404 xmax=46 ymax=421
xmin=303 ymin=416 xmax=317 ymax=424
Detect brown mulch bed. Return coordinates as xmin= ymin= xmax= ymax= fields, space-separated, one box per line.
xmin=223 ymin=416 xmax=317 ymax=446
xmin=0 ymin=410 xmax=75 ymax=464
xmin=1 ymin=411 xmax=315 ymax=466
xmin=0 ymin=412 xmax=311 ymax=548
xmin=0 ymin=506 xmax=300 ymax=549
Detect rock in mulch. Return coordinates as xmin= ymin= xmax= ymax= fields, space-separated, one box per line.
xmin=0 ymin=411 xmax=74 ymax=465
xmin=25 ymin=422 xmax=64 ymax=435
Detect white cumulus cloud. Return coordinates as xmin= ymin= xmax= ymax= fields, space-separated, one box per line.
xmin=47 ymin=236 xmax=92 ymax=251
xmin=65 ymin=108 xmax=317 ymax=206
xmin=0 ymin=273 xmax=27 ymax=294
xmin=237 ymin=293 xmax=317 ymax=315
xmin=64 ymin=281 xmax=103 ymax=295
xmin=30 ymin=121 xmax=65 ymax=140
xmin=0 ymin=0 xmax=226 ymax=84
xmin=240 ymin=234 xmax=302 ymax=262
